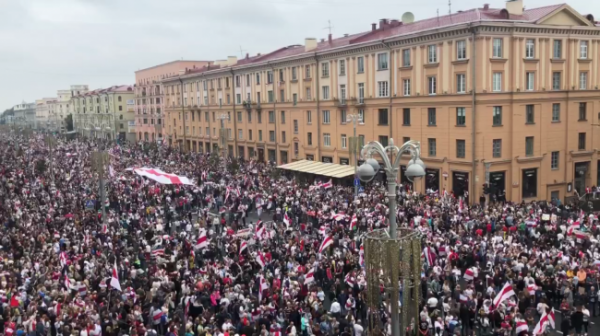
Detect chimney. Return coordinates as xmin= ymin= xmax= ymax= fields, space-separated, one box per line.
xmin=245 ymin=53 xmax=249 ymax=59
xmin=227 ymin=56 xmax=238 ymax=66
xmin=379 ymin=18 xmax=389 ymax=29
xmin=371 ymin=23 xmax=377 ymax=31
xmin=506 ymin=0 xmax=523 ymax=16
xmin=305 ymin=37 xmax=317 ymax=52
xmin=483 ymin=3 xmax=489 ymax=10
xmin=328 ymin=34 xmax=332 ymax=44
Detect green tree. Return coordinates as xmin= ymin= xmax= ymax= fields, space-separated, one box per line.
xmin=227 ymin=157 xmax=240 ymax=175
xmin=35 ymin=159 xmax=47 ymax=175
xmin=65 ymin=114 xmax=74 ymax=131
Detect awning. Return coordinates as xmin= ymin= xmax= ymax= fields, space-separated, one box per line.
xmin=278 ymin=160 xmax=355 ymax=178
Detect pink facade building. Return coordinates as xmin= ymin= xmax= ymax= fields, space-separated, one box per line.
xmin=134 ymin=60 xmax=212 ymax=142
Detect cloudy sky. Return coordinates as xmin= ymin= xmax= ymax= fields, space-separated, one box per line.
xmin=0 ymin=0 xmax=596 ymax=110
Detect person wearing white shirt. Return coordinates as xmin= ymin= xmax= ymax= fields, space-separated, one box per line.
xmin=353 ymin=321 xmax=364 ymax=336
xmin=330 ymin=299 xmax=341 ymax=314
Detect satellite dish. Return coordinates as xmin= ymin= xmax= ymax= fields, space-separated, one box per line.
xmin=401 ymin=12 xmax=415 ymax=24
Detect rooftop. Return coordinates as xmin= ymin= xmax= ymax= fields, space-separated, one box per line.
xmin=73 ymin=85 xmax=134 ymax=98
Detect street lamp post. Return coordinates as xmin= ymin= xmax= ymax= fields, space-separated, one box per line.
xmin=346 ymin=113 xmax=362 ymax=196
xmin=357 ymin=138 xmax=425 ymax=336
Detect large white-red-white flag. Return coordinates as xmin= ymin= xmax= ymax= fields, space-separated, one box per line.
xmin=319 ymin=236 xmax=333 ymax=253
xmin=304 ymin=268 xmax=315 ymax=285
xmin=492 ymin=282 xmax=516 ymax=310
xmin=515 ymin=320 xmax=528 ymax=334
xmin=110 ymin=261 xmax=122 ymax=291
xmin=255 ymin=252 xmax=266 ymax=268
xmin=196 ymin=229 xmax=209 ymax=249
xmin=130 ymin=167 xmax=195 ymax=185
xmin=239 ymin=241 xmax=248 ymax=255
xmin=532 ymin=308 xmax=555 ymax=335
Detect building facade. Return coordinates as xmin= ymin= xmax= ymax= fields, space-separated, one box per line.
xmin=12 ymin=102 xmax=36 ymax=128
xmin=72 ymin=85 xmax=136 ymax=141
xmin=134 ymin=60 xmax=212 ymax=143
xmin=162 ymin=1 xmax=600 ymax=204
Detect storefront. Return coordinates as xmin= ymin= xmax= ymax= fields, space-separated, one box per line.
xmin=489 ymin=171 xmax=506 ymax=199
xmin=452 ymin=172 xmax=469 ymax=201
xmin=425 ymin=168 xmax=440 ymax=192
xmin=522 ymin=168 xmax=538 ymax=199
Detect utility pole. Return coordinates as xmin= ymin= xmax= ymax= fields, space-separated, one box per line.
xmin=45 ymin=135 xmax=56 ymax=183
xmin=178 ymin=77 xmax=187 ymax=153
xmin=91 ymin=151 xmax=109 ymax=226
xmin=347 ymin=113 xmax=362 ymax=196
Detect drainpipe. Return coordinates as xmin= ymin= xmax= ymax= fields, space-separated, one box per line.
xmin=381 ymin=40 xmax=393 ymax=139
xmin=315 ymin=52 xmax=321 ymax=161
xmin=230 ymin=68 xmax=238 ymax=157
xmin=268 ymin=62 xmax=278 ymax=163
xmin=470 ymin=25 xmax=477 ymax=204
xmin=178 ymin=77 xmax=187 ymax=153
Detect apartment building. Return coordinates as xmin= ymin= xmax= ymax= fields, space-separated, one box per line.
xmin=134 ymin=60 xmax=212 ymax=143
xmin=12 ymin=102 xmax=36 ymax=128
xmin=162 ymin=1 xmax=600 ymax=204
xmin=72 ymin=85 xmax=136 ymax=141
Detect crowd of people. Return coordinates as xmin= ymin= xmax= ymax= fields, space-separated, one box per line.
xmin=1 ymin=131 xmax=600 ymax=336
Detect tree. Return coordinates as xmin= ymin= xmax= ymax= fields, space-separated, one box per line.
xmin=65 ymin=114 xmax=74 ymax=131
xmin=227 ymin=157 xmax=240 ymax=175
xmin=208 ymin=151 xmax=221 ymax=170
xmin=35 ymin=159 xmax=47 ymax=175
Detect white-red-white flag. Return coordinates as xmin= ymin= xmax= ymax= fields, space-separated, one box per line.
xmin=283 ymin=213 xmax=291 ymax=229
xmin=239 ymin=241 xmax=248 ymax=255
xmin=255 ymin=252 xmax=266 ymax=268
xmin=492 ymin=282 xmax=516 ymax=310
xmin=196 ymin=229 xmax=209 ymax=249
xmin=319 ymin=236 xmax=333 ymax=253
xmin=350 ymin=214 xmax=358 ymax=231
xmin=110 ymin=261 xmax=122 ymax=291
xmin=304 ymin=268 xmax=315 ymax=285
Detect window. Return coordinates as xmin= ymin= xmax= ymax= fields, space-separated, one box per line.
xmin=236 ymin=94 xmax=241 ymax=104
xmin=580 ymin=72 xmax=588 ymax=90
xmin=306 ymin=88 xmax=311 ymax=100
xmin=235 ymin=76 xmax=241 ymax=87
xmin=456 ymin=74 xmax=466 ymax=93
xmin=522 ymin=168 xmax=538 ymax=198
xmin=492 ymin=139 xmax=502 ymax=158
xmin=249 ymin=129 xmax=253 ymax=140
xmin=256 ymin=73 xmax=261 ymax=85
xmin=428 ymin=138 xmax=437 ymax=156
xmin=552 ymin=103 xmax=560 ymax=122
xmin=340 ymin=110 xmax=347 ymax=123
xmin=525 ymin=39 xmax=535 ymax=58
xmin=322 ymin=86 xmax=330 ymax=99
xmin=257 ymin=110 xmax=262 ymax=123
xmin=307 ymin=110 xmax=312 ymax=124
xmin=341 ymin=134 xmax=347 ymax=149
xmin=340 ymin=85 xmax=346 ymax=102
xmin=551 ymin=151 xmax=559 ymax=169
xmin=307 ymin=132 xmax=312 ymax=145
xmin=525 ymin=105 xmax=534 ymax=124
xmin=305 ymin=65 xmax=311 ymax=78
xmin=358 ymin=109 xmax=365 ymax=123
xmin=357 ymin=57 xmax=364 ymax=73
xmin=428 ymin=45 xmax=437 ymax=63
xmin=279 ymin=90 xmax=285 ymax=102
xmin=247 ymin=111 xmax=252 ymax=122
xmin=339 ymin=60 xmax=346 ymax=76
xmin=269 ymin=131 xmax=275 ymax=142
xmin=493 ymin=106 xmax=502 ymax=126
xmin=379 ymin=136 xmax=389 ymax=147
xmin=119 ymin=106 xmax=122 ymax=111
xmin=280 ymin=111 xmax=285 ymax=124
xmin=525 ymin=137 xmax=534 ymax=156
xmin=378 ymin=81 xmax=389 ymax=97
xmin=293 ymin=93 xmax=297 ymax=105
xmin=227 ymin=128 xmax=232 ymax=139
xmin=293 ymin=120 xmax=298 ymax=134
xmin=526 ymin=72 xmax=534 ymax=91
xmin=579 ymin=132 xmax=586 ymax=150
xmin=402 ymin=108 xmax=410 ymax=125
xmin=456 ymin=40 xmax=466 ymax=60
xmin=378 ymin=109 xmax=388 ymax=125
xmin=268 ymin=91 xmax=274 ymax=103
xmin=323 ymin=110 xmax=330 ymax=124
xmin=403 ymin=79 xmax=411 ymax=96
xmin=238 ymin=129 xmax=243 ymax=140
xmin=358 ymin=83 xmax=365 ymax=103
xmin=259 ymin=130 xmax=263 ymax=141
xmin=492 ymin=38 xmax=503 ymax=58
xmin=456 ymin=107 xmax=466 ymax=126
xmin=428 ymin=76 xmax=437 ymax=95
xmin=427 ymin=108 xmax=436 ymax=126
xmin=377 ymin=53 xmax=388 ymax=70
xmin=323 ymin=133 xmax=331 ymax=146
xmin=267 ymin=71 xmax=273 ymax=84
xmin=579 ymin=103 xmax=587 ymax=121
xmin=321 ymin=62 xmax=329 ymax=77
xmin=580 ymin=41 xmax=588 ymax=59
xmin=281 ymin=131 xmax=286 ymax=143
xmin=552 ymin=72 xmax=561 ymax=90
xmin=456 ymin=140 xmax=466 ymax=158
xmin=279 ymin=69 xmax=284 ymax=82
xmin=292 ymin=67 xmax=297 ymax=80
xmin=246 ymin=74 xmax=250 ymax=86
xmin=492 ymin=72 xmax=502 ymax=92
xmin=269 ymin=110 xmax=275 ymax=123
xmin=553 ymin=40 xmax=562 ymax=59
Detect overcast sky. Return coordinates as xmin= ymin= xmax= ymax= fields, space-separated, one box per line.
xmin=0 ymin=0 xmax=596 ymax=110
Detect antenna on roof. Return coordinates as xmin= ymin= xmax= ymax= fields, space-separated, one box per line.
xmin=323 ymin=20 xmax=334 ymax=35
xmin=239 ymin=46 xmax=247 ymax=58
xmin=448 ymin=0 xmax=452 ymax=15
xmin=437 ymin=9 xmax=440 ymax=26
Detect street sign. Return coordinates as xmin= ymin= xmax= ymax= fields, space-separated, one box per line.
xmin=85 ymin=200 xmax=95 ymax=210
xmin=358 ymin=186 xmax=364 ymax=193
xmin=354 ymin=177 xmax=360 ymax=186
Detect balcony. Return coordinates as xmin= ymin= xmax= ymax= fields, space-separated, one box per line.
xmin=355 ymin=97 xmax=365 ymax=106
xmin=334 ymin=97 xmax=354 ymax=108
xmin=243 ymin=100 xmax=252 ymax=112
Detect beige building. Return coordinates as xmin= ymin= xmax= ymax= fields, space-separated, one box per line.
xmin=162 ymin=1 xmax=600 ymax=204
xmin=72 ymin=85 xmax=136 ymax=141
